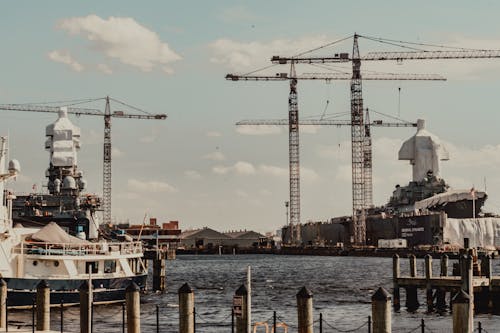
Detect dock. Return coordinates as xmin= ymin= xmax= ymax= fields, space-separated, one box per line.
xmin=392 ymin=239 xmax=499 ymax=313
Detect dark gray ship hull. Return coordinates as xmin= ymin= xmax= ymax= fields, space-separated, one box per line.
xmin=5 ymin=274 xmax=147 ymax=308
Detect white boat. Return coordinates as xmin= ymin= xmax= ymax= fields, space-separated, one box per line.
xmin=0 ymin=131 xmax=147 ymax=307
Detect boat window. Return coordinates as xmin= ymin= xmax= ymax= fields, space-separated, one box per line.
xmin=104 ymin=260 xmax=116 ymax=273
xmin=85 ymin=261 xmax=98 ymax=274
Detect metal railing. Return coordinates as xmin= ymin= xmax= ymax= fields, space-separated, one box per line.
xmin=12 ymin=240 xmax=143 ymax=257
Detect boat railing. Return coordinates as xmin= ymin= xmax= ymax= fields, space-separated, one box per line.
xmin=13 ymin=240 xmax=143 ymax=256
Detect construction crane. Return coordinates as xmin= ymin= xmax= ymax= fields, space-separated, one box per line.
xmin=226 ymin=67 xmax=444 ymax=245
xmin=236 ymin=108 xmax=416 ymax=244
xmin=271 ymin=33 xmax=500 ymax=245
xmin=0 ymin=96 xmax=167 ymax=225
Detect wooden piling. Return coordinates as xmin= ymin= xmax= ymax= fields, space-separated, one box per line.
xmin=296 ymin=287 xmax=313 ymax=333
xmin=406 ymin=254 xmax=419 ymax=312
xmin=79 ymin=281 xmax=91 ymax=333
xmin=452 ymin=290 xmax=472 ymax=333
xmin=234 ymin=285 xmax=248 ymax=333
xmin=36 ymin=280 xmax=50 ymax=331
xmin=126 ymin=282 xmax=141 ymax=333
xmin=436 ymin=255 xmax=448 ymax=312
xmin=392 ymin=254 xmax=400 ymax=311
xmin=0 ymin=279 xmax=6 ymax=329
xmin=425 ymin=254 xmax=434 ymax=313
xmin=372 ymin=287 xmax=391 ymax=333
xmin=153 ymin=256 xmax=166 ymax=292
xmin=179 ymin=283 xmax=195 ymax=333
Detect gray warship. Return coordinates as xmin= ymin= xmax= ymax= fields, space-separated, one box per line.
xmin=283 ymin=119 xmax=499 ymax=250
xmin=11 ymin=108 xmax=101 ymax=240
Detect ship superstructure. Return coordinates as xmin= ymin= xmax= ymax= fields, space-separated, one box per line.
xmin=12 ymin=108 xmax=101 ymax=239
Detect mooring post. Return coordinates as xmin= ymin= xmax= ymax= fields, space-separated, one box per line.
xmin=36 ymin=280 xmax=50 ymax=331
xmin=0 ymin=279 xmax=7 ymax=329
xmin=483 ymin=254 xmax=493 ymax=310
xmin=156 ymin=304 xmax=159 ymax=333
xmin=126 ymin=281 xmax=141 ymax=333
xmin=153 ymin=253 xmax=166 ymax=292
xmin=424 ymin=254 xmax=433 ymax=313
xmin=296 ymin=286 xmax=313 ymax=333
xmin=406 ymin=254 xmax=419 ymax=312
xmin=234 ymin=285 xmax=248 ymax=333
xmin=452 ymin=289 xmax=472 ymax=333
xmin=79 ymin=281 xmax=91 ymax=333
xmin=179 ymin=283 xmax=195 ymax=333
xmin=392 ymin=254 xmax=400 ymax=311
xmin=60 ymin=300 xmax=64 ymax=333
xmin=437 ymin=254 xmax=448 ymax=312
xmin=372 ymin=287 xmax=391 ymax=333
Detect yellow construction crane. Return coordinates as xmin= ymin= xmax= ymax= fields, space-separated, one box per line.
xmin=0 ymin=96 xmax=167 ymax=225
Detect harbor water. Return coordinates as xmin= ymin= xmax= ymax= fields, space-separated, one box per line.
xmin=9 ymin=254 xmax=500 ymax=332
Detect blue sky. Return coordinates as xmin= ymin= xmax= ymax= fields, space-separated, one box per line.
xmin=2 ymin=1 xmax=500 ymax=232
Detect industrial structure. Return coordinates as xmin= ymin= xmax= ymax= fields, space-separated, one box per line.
xmin=230 ymin=33 xmax=500 ymax=246
xmin=0 ymin=96 xmax=166 ymax=224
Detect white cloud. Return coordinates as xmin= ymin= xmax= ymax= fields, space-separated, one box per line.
xmin=97 ymin=63 xmax=112 ymax=74
xmin=236 ymin=125 xmax=282 ymax=136
xmin=203 ymin=151 xmax=226 ymax=161
xmin=209 ymin=35 xmax=330 ymax=70
xmin=259 ymin=164 xmax=288 ymax=177
xmin=184 ymin=170 xmax=202 ymax=180
xmin=112 ymin=147 xmax=124 ymax=158
xmin=57 ymin=15 xmax=181 ymax=74
xmin=47 ymin=50 xmax=84 ymax=72
xmin=212 ymin=161 xmax=256 ymax=175
xmin=206 ymin=131 xmax=222 ymax=137
xmin=127 ymin=178 xmax=177 ymax=193
xmin=234 ymin=161 xmax=256 ymax=175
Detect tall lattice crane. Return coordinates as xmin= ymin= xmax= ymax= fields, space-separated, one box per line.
xmin=0 ymin=96 xmax=167 ymax=225
xmin=226 ymin=67 xmax=444 ymax=245
xmin=271 ymin=33 xmax=500 ymax=245
xmin=236 ymin=109 xmax=416 ymax=244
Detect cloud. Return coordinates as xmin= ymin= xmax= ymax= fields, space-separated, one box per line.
xmin=236 ymin=125 xmax=282 ymax=136
xmin=212 ymin=161 xmax=256 ymax=175
xmin=56 ymin=15 xmax=181 ymax=74
xmin=127 ymin=178 xmax=177 ymax=193
xmin=203 ymin=151 xmax=226 ymax=161
xmin=206 ymin=131 xmax=222 ymax=137
xmin=259 ymin=164 xmax=288 ymax=177
xmin=97 ymin=63 xmax=112 ymax=74
xmin=112 ymin=147 xmax=124 ymax=158
xmin=184 ymin=170 xmax=202 ymax=180
xmin=47 ymin=50 xmax=84 ymax=72
xmin=209 ymin=35 xmax=330 ymax=70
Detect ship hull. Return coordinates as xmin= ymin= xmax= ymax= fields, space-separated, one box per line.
xmin=4 ymin=274 xmax=147 ymax=308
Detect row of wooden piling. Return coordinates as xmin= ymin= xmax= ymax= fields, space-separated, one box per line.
xmin=393 ymin=251 xmax=497 ymax=314
xmin=0 ymin=279 xmax=141 ymax=333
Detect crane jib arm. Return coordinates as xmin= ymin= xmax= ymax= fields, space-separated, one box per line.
xmin=362 ymin=50 xmax=500 ymax=61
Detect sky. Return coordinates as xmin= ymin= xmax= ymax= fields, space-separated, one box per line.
xmin=2 ymin=1 xmax=500 ymax=233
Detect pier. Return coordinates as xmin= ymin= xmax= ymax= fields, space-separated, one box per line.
xmin=392 ymin=238 xmax=499 ymax=314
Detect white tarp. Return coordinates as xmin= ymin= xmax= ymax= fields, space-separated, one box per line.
xmin=398 ymin=119 xmax=449 ymax=182
xmin=414 ymin=189 xmax=487 ymax=210
xmin=45 ymin=108 xmax=80 ymax=167
xmin=30 ymin=222 xmax=89 ymax=244
xmin=443 ymin=217 xmax=500 ymax=250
